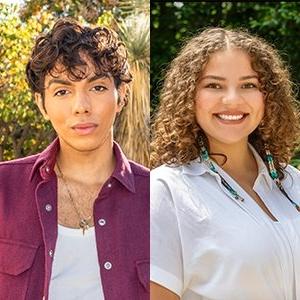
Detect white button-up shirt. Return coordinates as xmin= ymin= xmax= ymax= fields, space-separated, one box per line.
xmin=151 ymin=145 xmax=300 ymax=300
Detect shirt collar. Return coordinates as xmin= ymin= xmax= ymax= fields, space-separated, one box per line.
xmin=30 ymin=137 xmax=60 ymax=181
xmin=30 ymin=138 xmax=136 ymax=193
xmin=111 ymin=142 xmax=136 ymax=193
xmin=248 ymin=143 xmax=274 ymax=190
xmin=181 ymin=157 xmax=208 ymax=176
xmin=181 ymin=143 xmax=274 ymax=190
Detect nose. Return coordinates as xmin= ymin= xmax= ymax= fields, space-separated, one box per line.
xmin=222 ymin=87 xmax=243 ymax=105
xmin=72 ymin=92 xmax=91 ymax=115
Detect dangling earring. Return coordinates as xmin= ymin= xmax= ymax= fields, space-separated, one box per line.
xmin=198 ymin=135 xmax=209 ymax=162
xmin=265 ymin=144 xmax=300 ymax=211
xmin=198 ymin=135 xmax=218 ymax=172
xmin=265 ymin=144 xmax=279 ymax=181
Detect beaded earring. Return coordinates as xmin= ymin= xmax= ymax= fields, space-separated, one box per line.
xmin=265 ymin=145 xmax=280 ymax=182
xmin=198 ymin=136 xmax=217 ymax=172
xmin=198 ymin=136 xmax=209 ymax=161
xmin=264 ymin=144 xmax=300 ymax=211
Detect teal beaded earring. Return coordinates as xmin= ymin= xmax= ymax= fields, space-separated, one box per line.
xmin=198 ymin=135 xmax=217 ymax=172
xmin=264 ymin=144 xmax=300 ymax=211
xmin=265 ymin=145 xmax=279 ymax=182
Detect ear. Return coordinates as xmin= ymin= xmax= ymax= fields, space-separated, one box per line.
xmin=116 ymin=83 xmax=127 ymax=113
xmin=35 ymin=93 xmax=49 ymax=120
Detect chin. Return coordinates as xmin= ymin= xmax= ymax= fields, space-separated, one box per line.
xmin=61 ymin=135 xmax=111 ymax=153
xmin=72 ymin=144 xmax=102 ymax=152
xmin=208 ymin=133 xmax=249 ymax=146
xmin=217 ymin=138 xmax=248 ymax=146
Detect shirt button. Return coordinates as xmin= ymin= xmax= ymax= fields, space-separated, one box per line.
xmin=104 ymin=261 xmax=112 ymax=270
xmin=107 ymin=183 xmax=112 ymax=188
xmin=98 ymin=218 xmax=106 ymax=226
xmin=49 ymin=249 xmax=54 ymax=257
xmin=45 ymin=166 xmax=50 ymax=173
xmin=45 ymin=204 xmax=52 ymax=212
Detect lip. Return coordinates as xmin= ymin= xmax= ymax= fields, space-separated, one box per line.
xmin=71 ymin=123 xmax=98 ymax=135
xmin=213 ymin=112 xmax=249 ymax=125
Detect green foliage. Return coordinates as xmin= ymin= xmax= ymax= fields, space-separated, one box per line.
xmin=0 ymin=3 xmax=117 ymax=161
xmin=115 ymin=13 xmax=150 ymax=166
xmin=151 ymin=2 xmax=300 ymax=165
xmin=19 ymin=0 xmax=120 ymax=23
xmin=151 ymin=2 xmax=300 ymax=112
xmin=19 ymin=0 xmax=149 ymax=24
xmin=0 ymin=1 xmax=149 ymax=164
xmin=0 ymin=4 xmax=56 ymax=160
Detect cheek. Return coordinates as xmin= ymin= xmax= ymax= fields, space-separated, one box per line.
xmin=254 ymin=97 xmax=265 ymax=119
xmin=48 ymin=106 xmax=70 ymax=123
xmin=194 ymin=101 xmax=209 ymax=131
xmin=195 ymin=97 xmax=214 ymax=120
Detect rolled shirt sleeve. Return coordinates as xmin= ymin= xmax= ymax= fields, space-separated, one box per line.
xmin=150 ymin=170 xmax=184 ymax=297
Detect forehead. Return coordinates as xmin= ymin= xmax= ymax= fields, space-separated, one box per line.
xmin=44 ymin=60 xmax=112 ymax=87
xmin=44 ymin=52 xmax=113 ymax=86
xmin=203 ymin=49 xmax=256 ymax=75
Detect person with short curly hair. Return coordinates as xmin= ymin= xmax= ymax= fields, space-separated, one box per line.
xmin=0 ymin=18 xmax=149 ymax=300
xmin=151 ymin=27 xmax=300 ymax=300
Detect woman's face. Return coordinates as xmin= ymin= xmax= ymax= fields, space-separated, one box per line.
xmin=195 ymin=48 xmax=265 ymax=148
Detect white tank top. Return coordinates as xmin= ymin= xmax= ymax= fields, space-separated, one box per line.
xmin=49 ymin=224 xmax=104 ymax=300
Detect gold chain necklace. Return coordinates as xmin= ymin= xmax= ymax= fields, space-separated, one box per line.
xmin=56 ymin=163 xmax=92 ymax=235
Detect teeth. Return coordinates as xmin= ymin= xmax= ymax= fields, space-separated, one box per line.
xmin=217 ymin=114 xmax=244 ymax=121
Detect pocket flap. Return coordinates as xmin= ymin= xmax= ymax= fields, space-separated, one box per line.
xmin=0 ymin=239 xmax=38 ymax=276
xmin=136 ymin=260 xmax=149 ymax=292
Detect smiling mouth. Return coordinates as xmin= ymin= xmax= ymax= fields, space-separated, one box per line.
xmin=214 ymin=113 xmax=249 ymax=122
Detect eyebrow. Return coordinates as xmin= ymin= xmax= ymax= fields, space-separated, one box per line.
xmin=200 ymin=75 xmax=258 ymax=81
xmin=47 ymin=75 xmax=110 ymax=88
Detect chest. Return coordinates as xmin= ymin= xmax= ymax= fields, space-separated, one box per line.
xmin=56 ymin=178 xmax=102 ymax=228
xmin=177 ymin=174 xmax=300 ymax=299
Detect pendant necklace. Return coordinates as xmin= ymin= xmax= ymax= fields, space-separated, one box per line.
xmin=56 ymin=163 xmax=92 ymax=235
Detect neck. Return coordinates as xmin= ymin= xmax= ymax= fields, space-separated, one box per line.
xmin=208 ymin=138 xmax=258 ymax=185
xmin=56 ymin=137 xmax=115 ymax=186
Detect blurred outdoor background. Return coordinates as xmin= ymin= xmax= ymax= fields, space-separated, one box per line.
xmin=0 ymin=0 xmax=150 ymax=166
xmin=151 ymin=2 xmax=300 ymax=167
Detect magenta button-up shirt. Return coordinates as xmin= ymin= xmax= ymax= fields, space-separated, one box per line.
xmin=0 ymin=138 xmax=149 ymax=300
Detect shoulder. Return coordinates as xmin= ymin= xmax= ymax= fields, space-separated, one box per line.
xmin=285 ymin=164 xmax=300 ymax=174
xmin=0 ymin=154 xmax=39 ymax=170
xmin=283 ymin=164 xmax=300 ymax=185
xmin=0 ymin=154 xmax=40 ymax=187
xmin=151 ymin=164 xmax=183 ymax=182
xmin=151 ymin=164 xmax=186 ymax=199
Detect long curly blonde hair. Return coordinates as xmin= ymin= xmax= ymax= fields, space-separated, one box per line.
xmin=151 ymin=27 xmax=299 ymax=177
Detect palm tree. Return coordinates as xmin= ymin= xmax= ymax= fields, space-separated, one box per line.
xmin=115 ymin=12 xmax=150 ymax=167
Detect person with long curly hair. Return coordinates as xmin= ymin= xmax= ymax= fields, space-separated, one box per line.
xmin=150 ymin=27 xmax=300 ymax=300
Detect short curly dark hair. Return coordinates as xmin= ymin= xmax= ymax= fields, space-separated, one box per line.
xmin=26 ymin=18 xmax=132 ymax=105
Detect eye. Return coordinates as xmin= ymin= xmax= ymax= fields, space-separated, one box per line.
xmin=91 ymin=85 xmax=107 ymax=92
xmin=242 ymin=82 xmax=257 ymax=89
xmin=204 ymin=83 xmax=222 ymax=89
xmin=54 ymin=89 xmax=70 ymax=97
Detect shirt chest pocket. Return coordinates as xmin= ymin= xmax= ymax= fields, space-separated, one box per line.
xmin=136 ymin=260 xmax=149 ymax=299
xmin=0 ymin=239 xmax=38 ymax=300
